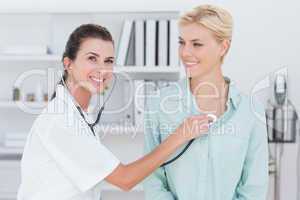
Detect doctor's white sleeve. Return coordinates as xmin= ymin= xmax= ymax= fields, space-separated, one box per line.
xmin=143 ymin=97 xmax=176 ymax=200
xmin=37 ymin=116 xmax=120 ymax=192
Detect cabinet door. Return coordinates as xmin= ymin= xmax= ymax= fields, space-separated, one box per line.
xmin=0 ymin=161 xmax=20 ymax=199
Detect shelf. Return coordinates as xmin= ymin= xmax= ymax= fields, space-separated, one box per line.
xmin=0 ymin=147 xmax=23 ymax=155
xmin=0 ymin=56 xmax=181 ymax=80
xmin=0 ymin=54 xmax=61 ymax=62
xmin=114 ymin=66 xmax=180 ymax=81
xmin=0 ymin=101 xmax=47 ymax=108
xmin=0 ymin=147 xmax=23 ymax=160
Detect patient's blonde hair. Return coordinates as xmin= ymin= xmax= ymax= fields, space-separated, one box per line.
xmin=179 ymin=5 xmax=233 ymax=60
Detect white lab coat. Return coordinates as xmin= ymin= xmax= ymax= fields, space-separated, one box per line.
xmin=17 ymin=85 xmax=120 ymax=200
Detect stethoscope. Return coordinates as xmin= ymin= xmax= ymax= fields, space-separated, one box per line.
xmin=61 ymin=73 xmax=218 ymax=167
xmin=60 ymin=74 xmax=117 ymax=200
xmin=61 ymin=74 xmax=117 ymax=137
xmin=160 ymin=113 xmax=217 ymax=168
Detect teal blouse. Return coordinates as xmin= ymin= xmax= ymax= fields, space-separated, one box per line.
xmin=143 ymin=78 xmax=269 ymax=200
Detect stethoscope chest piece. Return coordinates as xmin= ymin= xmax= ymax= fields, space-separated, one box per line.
xmin=207 ymin=114 xmax=218 ymax=126
xmin=160 ymin=113 xmax=218 ymax=168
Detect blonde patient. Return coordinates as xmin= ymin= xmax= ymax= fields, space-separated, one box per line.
xmin=144 ymin=4 xmax=269 ymax=200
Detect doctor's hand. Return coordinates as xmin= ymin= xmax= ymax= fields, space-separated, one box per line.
xmin=105 ymin=114 xmax=212 ymax=192
xmin=173 ymin=115 xmax=211 ymax=144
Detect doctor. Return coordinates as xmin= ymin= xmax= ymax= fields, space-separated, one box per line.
xmin=17 ymin=24 xmax=212 ymax=200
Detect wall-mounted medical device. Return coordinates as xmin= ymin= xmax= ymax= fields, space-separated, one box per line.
xmin=266 ymin=74 xmax=298 ymax=143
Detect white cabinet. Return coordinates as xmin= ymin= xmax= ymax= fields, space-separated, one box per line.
xmin=0 ymin=161 xmax=20 ymax=199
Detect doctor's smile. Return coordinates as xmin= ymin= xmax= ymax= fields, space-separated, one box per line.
xmin=61 ymin=38 xmax=114 ymax=97
xmin=17 ymin=23 xmax=212 ymax=200
xmin=15 ymin=4 xmax=270 ymax=200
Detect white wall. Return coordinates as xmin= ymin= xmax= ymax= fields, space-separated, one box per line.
xmin=0 ymin=0 xmax=299 ymax=200
xmin=0 ymin=0 xmax=298 ymax=100
xmin=220 ymin=1 xmax=300 ymax=199
xmin=0 ymin=0 xmax=197 ymax=13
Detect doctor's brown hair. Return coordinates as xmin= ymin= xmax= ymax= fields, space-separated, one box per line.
xmin=51 ymin=24 xmax=114 ymax=100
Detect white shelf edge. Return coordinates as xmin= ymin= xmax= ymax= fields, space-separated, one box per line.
xmin=0 ymin=147 xmax=23 ymax=155
xmin=0 ymin=101 xmax=47 ymax=108
xmin=0 ymin=54 xmax=61 ymax=62
xmin=115 ymin=65 xmax=179 ymax=70
xmin=114 ymin=66 xmax=181 ymax=81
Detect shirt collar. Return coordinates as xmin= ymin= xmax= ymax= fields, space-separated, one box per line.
xmin=55 ymin=84 xmax=93 ymax=123
xmin=51 ymin=84 xmax=103 ymax=138
xmin=225 ymin=77 xmax=241 ymax=110
xmin=177 ymin=76 xmax=241 ymax=111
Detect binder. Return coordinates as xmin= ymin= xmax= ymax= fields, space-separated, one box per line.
xmin=116 ymin=20 xmax=134 ymax=66
xmin=158 ymin=20 xmax=168 ymax=66
xmin=135 ymin=20 xmax=145 ymax=66
xmin=169 ymin=19 xmax=179 ymax=67
xmin=134 ymin=20 xmax=146 ymax=127
xmin=145 ymin=20 xmax=157 ymax=66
